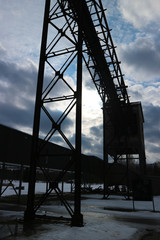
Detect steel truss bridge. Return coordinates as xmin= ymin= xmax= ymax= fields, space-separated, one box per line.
xmin=24 ymin=0 xmax=146 ymax=226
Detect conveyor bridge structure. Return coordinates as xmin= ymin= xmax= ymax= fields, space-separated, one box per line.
xmin=24 ymin=0 xmax=146 ymax=226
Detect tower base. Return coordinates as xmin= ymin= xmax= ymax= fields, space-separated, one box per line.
xmin=71 ymin=213 xmax=83 ymax=227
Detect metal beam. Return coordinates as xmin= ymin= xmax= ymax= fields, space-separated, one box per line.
xmin=24 ymin=0 xmax=51 ymax=220
xmin=72 ymin=1 xmax=83 ymax=226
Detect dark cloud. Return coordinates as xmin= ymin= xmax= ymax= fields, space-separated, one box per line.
xmin=0 ymin=102 xmax=33 ymax=129
xmin=0 ymin=59 xmax=37 ymax=129
xmin=68 ymin=132 xmax=103 ymax=158
xmin=51 ymin=135 xmax=67 ymax=147
xmin=144 ymin=104 xmax=160 ymax=144
xmin=120 ymin=35 xmax=160 ymax=81
xmin=0 ymin=59 xmax=74 ymax=135
xmin=82 ymin=132 xmax=103 ymax=159
xmin=82 ymin=134 xmax=93 ymax=151
xmin=0 ymin=60 xmax=37 ymax=87
xmin=40 ymin=109 xmax=74 ymax=136
xmin=0 ymin=59 xmax=37 ymax=107
xmin=90 ymin=125 xmax=103 ymax=137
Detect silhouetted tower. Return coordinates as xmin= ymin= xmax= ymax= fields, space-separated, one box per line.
xmin=24 ymin=0 xmax=84 ymax=226
xmin=24 ymin=0 xmax=146 ymax=225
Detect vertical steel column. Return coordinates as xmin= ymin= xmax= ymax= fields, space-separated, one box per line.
xmin=126 ymin=154 xmax=130 ymax=200
xmin=24 ymin=0 xmax=50 ymax=221
xmin=103 ymin=104 xmax=108 ymax=198
xmin=0 ymin=162 xmax=5 ymax=197
xmin=139 ymin=148 xmax=146 ymax=175
xmin=72 ymin=1 xmax=83 ymax=227
xmin=18 ymin=163 xmax=24 ymax=203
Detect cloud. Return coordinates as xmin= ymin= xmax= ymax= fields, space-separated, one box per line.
xmin=118 ymin=0 xmax=160 ymax=29
xmin=119 ymin=34 xmax=160 ymax=82
xmin=90 ymin=125 xmax=103 ymax=138
xmin=114 ymin=1 xmax=160 ymax=85
xmin=126 ymin=82 xmax=160 ymax=107
xmin=82 ymin=133 xmax=103 ymax=159
xmin=51 ymin=135 xmax=66 ymax=146
xmin=0 ymin=0 xmax=44 ymax=62
xmin=68 ymin=124 xmax=103 ymax=159
xmin=0 ymin=44 xmax=6 ymax=57
xmin=0 ymin=59 xmax=37 ymax=131
xmin=144 ymin=105 xmax=160 ymax=142
xmin=0 ymin=59 xmax=37 ymax=106
xmin=81 ymin=125 xmax=103 ymax=158
xmin=0 ymin=102 xmax=33 ymax=129
xmin=40 ymin=109 xmax=74 ymax=137
xmin=143 ymin=104 xmax=160 ymax=162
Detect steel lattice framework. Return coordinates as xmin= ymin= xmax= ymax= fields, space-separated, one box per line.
xmin=24 ymin=0 xmax=144 ymax=227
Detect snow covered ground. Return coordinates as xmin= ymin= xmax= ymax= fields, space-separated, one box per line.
xmin=1 ymin=182 xmax=160 ymax=240
xmin=1 ymin=180 xmax=73 ymax=196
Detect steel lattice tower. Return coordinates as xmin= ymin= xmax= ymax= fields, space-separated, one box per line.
xmin=24 ymin=0 xmax=146 ymax=226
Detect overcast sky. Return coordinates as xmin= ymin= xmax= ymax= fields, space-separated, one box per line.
xmin=0 ymin=0 xmax=159 ymax=163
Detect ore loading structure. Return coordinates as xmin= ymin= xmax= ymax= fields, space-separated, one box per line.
xmin=24 ymin=0 xmax=146 ymax=226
